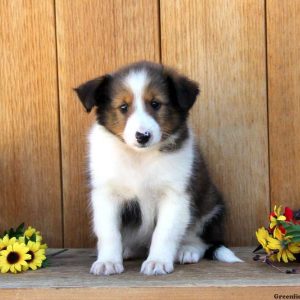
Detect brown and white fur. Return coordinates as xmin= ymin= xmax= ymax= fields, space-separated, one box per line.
xmin=75 ymin=61 xmax=242 ymax=276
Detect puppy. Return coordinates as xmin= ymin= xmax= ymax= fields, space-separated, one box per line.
xmin=75 ymin=61 xmax=242 ymax=276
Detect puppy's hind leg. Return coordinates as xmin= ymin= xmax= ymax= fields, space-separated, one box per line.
xmin=201 ymin=212 xmax=243 ymax=263
xmin=176 ymin=231 xmax=208 ymax=264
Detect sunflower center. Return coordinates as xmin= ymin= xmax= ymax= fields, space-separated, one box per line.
xmin=27 ymin=250 xmax=35 ymax=262
xmin=7 ymin=251 xmax=20 ymax=264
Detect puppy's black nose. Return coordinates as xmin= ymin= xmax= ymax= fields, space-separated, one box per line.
xmin=135 ymin=131 xmax=151 ymax=145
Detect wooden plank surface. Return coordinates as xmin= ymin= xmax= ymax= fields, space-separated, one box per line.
xmin=1 ymin=248 xmax=300 ymax=300
xmin=55 ymin=0 xmax=160 ymax=247
xmin=1 ymin=248 xmax=300 ymax=287
xmin=2 ymin=287 xmax=300 ymax=300
xmin=267 ymin=1 xmax=300 ymax=210
xmin=0 ymin=0 xmax=62 ymax=246
xmin=160 ymin=0 xmax=270 ymax=246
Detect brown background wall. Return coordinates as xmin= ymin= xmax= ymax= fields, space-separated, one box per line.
xmin=1 ymin=0 xmax=299 ymax=247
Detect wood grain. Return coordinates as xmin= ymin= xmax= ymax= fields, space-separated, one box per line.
xmin=3 ymin=287 xmax=300 ymax=300
xmin=2 ymin=247 xmax=300 ymax=287
xmin=0 ymin=0 xmax=62 ymax=246
xmin=55 ymin=0 xmax=160 ymax=247
xmin=267 ymin=1 xmax=300 ymax=210
xmin=1 ymin=286 xmax=299 ymax=300
xmin=160 ymin=0 xmax=270 ymax=246
xmin=2 ymin=248 xmax=300 ymax=300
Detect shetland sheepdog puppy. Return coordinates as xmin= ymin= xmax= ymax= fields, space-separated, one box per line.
xmin=75 ymin=61 xmax=242 ymax=276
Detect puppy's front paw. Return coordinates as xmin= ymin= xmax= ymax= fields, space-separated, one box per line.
xmin=141 ymin=260 xmax=174 ymax=275
xmin=176 ymin=245 xmax=203 ymax=264
xmin=90 ymin=260 xmax=124 ymax=276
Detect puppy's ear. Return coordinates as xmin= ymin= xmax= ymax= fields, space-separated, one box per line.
xmin=164 ymin=68 xmax=200 ymax=111
xmin=74 ymin=75 xmax=111 ymax=112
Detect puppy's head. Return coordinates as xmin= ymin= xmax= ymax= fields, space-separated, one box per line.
xmin=75 ymin=61 xmax=199 ymax=150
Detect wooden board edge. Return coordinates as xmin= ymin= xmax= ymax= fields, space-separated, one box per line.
xmin=2 ymin=286 xmax=300 ymax=300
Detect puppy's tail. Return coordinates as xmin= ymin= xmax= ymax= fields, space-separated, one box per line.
xmin=204 ymin=243 xmax=243 ymax=263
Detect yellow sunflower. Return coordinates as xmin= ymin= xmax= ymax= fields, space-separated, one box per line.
xmin=24 ymin=226 xmax=42 ymax=242
xmin=0 ymin=243 xmax=31 ymax=273
xmin=18 ymin=236 xmax=47 ymax=250
xmin=40 ymin=243 xmax=48 ymax=250
xmin=267 ymin=231 xmax=300 ymax=263
xmin=0 ymin=235 xmax=17 ymax=251
xmin=18 ymin=236 xmax=25 ymax=244
xmin=22 ymin=241 xmax=46 ymax=271
xmin=256 ymin=227 xmax=271 ymax=253
xmin=270 ymin=205 xmax=286 ymax=230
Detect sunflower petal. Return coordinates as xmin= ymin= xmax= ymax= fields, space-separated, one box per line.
xmin=22 ymin=264 xmax=29 ymax=271
xmin=288 ymin=243 xmax=300 ymax=253
xmin=0 ymin=250 xmax=9 ymax=257
xmin=20 ymin=260 xmax=28 ymax=266
xmin=282 ymin=251 xmax=288 ymax=263
xmin=14 ymin=264 xmax=21 ymax=272
xmin=286 ymin=250 xmax=296 ymax=261
xmin=267 ymin=237 xmax=281 ymax=249
xmin=24 ymin=254 xmax=31 ymax=260
xmin=10 ymin=265 xmax=16 ymax=273
xmin=277 ymin=250 xmax=282 ymax=262
xmin=29 ymin=263 xmax=37 ymax=270
xmin=1 ymin=264 xmax=10 ymax=273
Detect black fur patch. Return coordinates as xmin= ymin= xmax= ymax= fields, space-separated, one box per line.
xmin=204 ymin=243 xmax=224 ymax=260
xmin=188 ymin=148 xmax=223 ymax=217
xmin=200 ymin=208 xmax=225 ymax=245
xmin=187 ymin=147 xmax=226 ymax=248
xmin=121 ymin=200 xmax=142 ymax=227
xmin=74 ymin=75 xmax=112 ymax=113
xmin=164 ymin=67 xmax=199 ymax=112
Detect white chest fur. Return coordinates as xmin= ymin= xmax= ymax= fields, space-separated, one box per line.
xmin=88 ymin=124 xmax=195 ymax=251
xmin=88 ymin=123 xmax=194 ymax=201
xmin=89 ymin=124 xmax=194 ymax=255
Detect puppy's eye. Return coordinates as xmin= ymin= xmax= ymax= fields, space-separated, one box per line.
xmin=119 ymin=103 xmax=128 ymax=113
xmin=150 ymin=100 xmax=161 ymax=111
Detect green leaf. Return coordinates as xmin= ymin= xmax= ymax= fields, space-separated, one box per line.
xmin=286 ymin=230 xmax=300 ymax=237
xmin=8 ymin=228 xmax=14 ymax=238
xmin=41 ymin=258 xmax=49 ymax=268
xmin=278 ymin=220 xmax=287 ymax=225
xmin=286 ymin=232 xmax=300 ymax=238
xmin=283 ymin=223 xmax=300 ymax=231
xmin=289 ymin=233 xmax=300 ymax=239
xmin=16 ymin=223 xmax=25 ymax=234
xmin=290 ymin=235 xmax=300 ymax=243
xmin=1 ymin=223 xmax=26 ymax=239
xmin=29 ymin=233 xmax=37 ymax=242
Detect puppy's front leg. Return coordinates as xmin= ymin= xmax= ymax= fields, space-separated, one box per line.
xmin=90 ymin=188 xmax=124 ymax=275
xmin=141 ymin=191 xmax=190 ymax=275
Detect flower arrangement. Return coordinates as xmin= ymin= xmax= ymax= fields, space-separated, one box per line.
xmin=0 ymin=224 xmax=47 ymax=273
xmin=254 ymin=205 xmax=300 ymax=273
